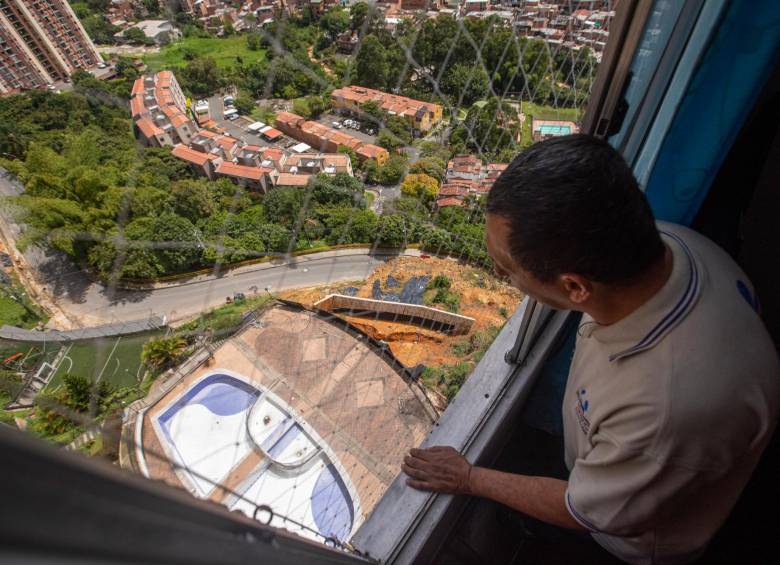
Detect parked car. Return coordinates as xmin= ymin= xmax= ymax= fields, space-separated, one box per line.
xmin=332 ymin=121 xmax=342 ymax=129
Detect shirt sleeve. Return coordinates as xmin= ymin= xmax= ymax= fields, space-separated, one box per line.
xmin=566 ymin=434 xmax=700 ymax=537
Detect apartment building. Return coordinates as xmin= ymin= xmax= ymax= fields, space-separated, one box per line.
xmin=275 ymin=111 xmax=389 ymax=165
xmin=436 ymin=156 xmax=508 ymax=208
xmin=330 ymin=86 xmax=443 ymax=133
xmin=0 ymin=0 xmax=102 ymax=93
xmin=131 ymin=71 xmax=198 ymax=147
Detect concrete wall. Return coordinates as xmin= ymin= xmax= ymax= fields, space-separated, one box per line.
xmin=313 ymin=294 xmax=475 ymax=335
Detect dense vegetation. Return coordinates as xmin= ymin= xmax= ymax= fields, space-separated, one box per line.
xmin=137 ymin=5 xmax=593 ymax=139
xmin=0 ymin=87 xmax=489 ymax=281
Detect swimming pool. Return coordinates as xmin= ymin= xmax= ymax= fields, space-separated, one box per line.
xmin=537 ymin=124 xmax=572 ymax=136
xmin=152 ymin=370 xmax=360 ymax=542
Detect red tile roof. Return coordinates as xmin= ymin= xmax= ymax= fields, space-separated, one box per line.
xmin=172 ymin=144 xmax=211 ymax=166
xmin=261 ymin=147 xmax=284 ymax=161
xmin=216 ymin=162 xmax=271 ymax=181
xmin=130 ymin=96 xmax=147 ymax=117
xmin=261 ymin=127 xmax=283 ymax=139
xmin=275 ymin=111 xmax=305 ymax=127
xmin=162 ymin=105 xmax=179 ymax=118
xmin=438 ymin=185 xmax=469 ymax=197
xmin=436 ymin=197 xmax=464 ymax=207
xmin=136 ymin=117 xmax=163 ymax=138
xmin=356 ymin=144 xmax=388 ymax=160
xmin=171 ymin=113 xmax=191 ymax=127
xmin=215 ymin=135 xmax=239 ymax=151
xmin=131 ymin=78 xmax=145 ymax=96
xmin=275 ymin=173 xmax=312 ymax=186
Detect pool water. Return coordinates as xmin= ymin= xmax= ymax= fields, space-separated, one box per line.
xmin=537 ymin=124 xmax=572 ymax=136
xmin=154 ymin=371 xmax=357 ymax=542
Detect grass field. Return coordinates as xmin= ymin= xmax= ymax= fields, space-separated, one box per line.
xmin=0 ymin=273 xmax=48 ymax=329
xmin=143 ymin=36 xmax=267 ymax=71
xmin=364 ymin=190 xmax=376 ymax=209
xmin=520 ymin=102 xmax=582 ymax=146
xmin=47 ymin=331 xmax=164 ymax=392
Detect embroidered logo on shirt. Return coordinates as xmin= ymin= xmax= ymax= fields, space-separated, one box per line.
xmin=575 ymin=388 xmax=590 ymax=434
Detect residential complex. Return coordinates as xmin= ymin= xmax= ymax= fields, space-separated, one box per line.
xmin=330 ymin=86 xmax=444 ymax=133
xmin=131 ymin=72 xmax=359 ymax=192
xmin=275 ymin=111 xmax=390 ymax=166
xmin=0 ymin=0 xmax=102 ymax=93
xmin=174 ymin=0 xmax=613 ymax=58
xmin=435 ymin=155 xmax=507 ymax=208
xmin=132 ymin=71 xmax=198 ymax=147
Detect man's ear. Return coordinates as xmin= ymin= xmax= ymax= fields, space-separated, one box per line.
xmin=558 ymin=274 xmax=592 ymax=305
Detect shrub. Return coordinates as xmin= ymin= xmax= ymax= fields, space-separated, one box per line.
xmin=427 ymin=274 xmax=451 ymax=290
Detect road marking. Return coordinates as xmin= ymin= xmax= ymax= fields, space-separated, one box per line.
xmin=95 ymin=337 xmax=121 ymax=384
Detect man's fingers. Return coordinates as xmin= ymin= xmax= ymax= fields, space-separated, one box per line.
xmin=409 ymin=448 xmax=435 ymax=460
xmin=402 ymin=463 xmax=430 ymax=480
xmin=404 ymin=454 xmax=436 ymax=471
xmin=409 ymin=446 xmax=453 ymax=460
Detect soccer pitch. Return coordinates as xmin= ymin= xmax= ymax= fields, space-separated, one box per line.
xmin=47 ymin=331 xmax=163 ymax=392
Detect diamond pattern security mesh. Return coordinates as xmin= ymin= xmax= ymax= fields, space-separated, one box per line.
xmin=0 ymin=0 xmax=613 ymax=555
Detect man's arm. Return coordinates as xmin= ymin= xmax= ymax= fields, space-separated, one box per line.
xmin=403 ymin=446 xmax=585 ymax=531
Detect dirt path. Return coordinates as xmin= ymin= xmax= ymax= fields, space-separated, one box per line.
xmin=307 ymin=46 xmax=336 ymax=78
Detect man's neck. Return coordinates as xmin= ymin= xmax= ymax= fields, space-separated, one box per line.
xmin=588 ymin=244 xmax=674 ymax=326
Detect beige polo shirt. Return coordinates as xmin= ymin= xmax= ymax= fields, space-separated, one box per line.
xmin=563 ymin=222 xmax=779 ymax=564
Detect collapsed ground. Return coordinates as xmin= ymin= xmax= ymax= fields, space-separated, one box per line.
xmin=280 ymin=256 xmax=523 ymax=401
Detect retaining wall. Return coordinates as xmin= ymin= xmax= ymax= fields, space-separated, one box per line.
xmin=313 ymin=294 xmax=475 ymax=335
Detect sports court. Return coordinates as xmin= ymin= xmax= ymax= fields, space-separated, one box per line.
xmin=46 ymin=332 xmax=161 ymax=391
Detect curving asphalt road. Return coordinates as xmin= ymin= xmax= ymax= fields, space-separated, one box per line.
xmin=1 ymin=167 xmax=413 ymax=327
xmin=26 ymin=248 xmax=406 ymax=327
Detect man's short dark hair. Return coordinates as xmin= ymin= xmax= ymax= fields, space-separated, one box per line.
xmin=486 ymin=134 xmax=664 ymax=284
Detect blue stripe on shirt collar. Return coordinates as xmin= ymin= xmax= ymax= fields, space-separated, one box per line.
xmin=608 ymin=231 xmax=700 ymax=363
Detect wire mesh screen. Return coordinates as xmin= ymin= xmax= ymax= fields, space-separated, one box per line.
xmin=0 ymin=0 xmax=614 ymax=556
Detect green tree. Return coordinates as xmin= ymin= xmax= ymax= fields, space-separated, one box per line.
xmin=355 ymin=35 xmax=388 ymax=89
xmin=377 ymin=156 xmax=407 ymax=185
xmin=320 ymin=7 xmax=350 ymax=37
xmin=376 ymin=129 xmax=405 ymax=152
xmin=246 ymin=31 xmax=263 ymax=51
xmin=450 ymin=98 xmax=520 ymax=157
xmin=376 ymin=214 xmax=407 ymax=247
xmin=350 ymin=2 xmax=369 ymax=30
xmin=442 ymin=63 xmax=490 ymax=106
xmin=309 ymin=173 xmax=364 ymax=207
xmin=319 ymin=207 xmax=378 ymax=244
xmin=171 ymin=180 xmax=215 ymax=223
xmin=400 ymin=173 xmax=439 ymax=203
xmin=151 ymin=213 xmax=202 ymax=273
xmin=263 ymin=187 xmax=305 ymax=225
xmin=181 ymin=57 xmax=224 ymax=97
xmin=360 ymin=100 xmax=385 ymax=122
xmin=142 ymin=336 xmax=188 ymax=369
xmin=385 ymin=116 xmax=412 ymax=144
xmin=409 ymin=157 xmax=445 ymax=181
xmin=123 ymin=27 xmax=149 ymax=44
xmin=234 ymin=92 xmax=256 ymax=115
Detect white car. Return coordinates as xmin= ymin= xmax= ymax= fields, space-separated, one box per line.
xmin=332 ymin=121 xmax=342 ymax=129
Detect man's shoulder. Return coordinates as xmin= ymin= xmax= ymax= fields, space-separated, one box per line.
xmin=653 ymin=223 xmax=779 ymax=467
